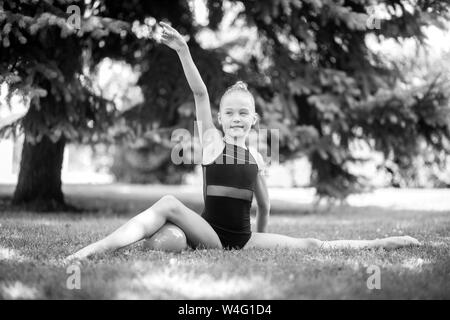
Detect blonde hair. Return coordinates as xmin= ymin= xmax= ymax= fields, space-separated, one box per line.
xmin=220 ymin=81 xmax=255 ymax=110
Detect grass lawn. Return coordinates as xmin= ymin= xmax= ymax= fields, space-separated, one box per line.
xmin=0 ymin=185 xmax=449 ymax=299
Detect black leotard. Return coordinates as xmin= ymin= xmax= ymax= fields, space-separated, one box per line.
xmin=201 ymin=141 xmax=259 ymax=249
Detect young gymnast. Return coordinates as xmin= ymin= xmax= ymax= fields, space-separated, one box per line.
xmin=65 ymin=22 xmax=419 ymax=261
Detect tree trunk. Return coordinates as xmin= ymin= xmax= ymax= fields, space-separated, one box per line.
xmin=12 ymin=135 xmax=67 ymax=211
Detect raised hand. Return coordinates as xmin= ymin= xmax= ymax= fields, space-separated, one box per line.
xmin=159 ymin=21 xmax=187 ymax=52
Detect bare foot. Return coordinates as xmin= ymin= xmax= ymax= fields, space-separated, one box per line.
xmin=63 ymin=247 xmax=94 ymax=264
xmin=379 ymin=236 xmax=421 ymax=249
xmin=61 ymin=255 xmax=82 ymax=267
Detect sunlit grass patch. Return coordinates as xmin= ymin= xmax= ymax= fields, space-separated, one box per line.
xmin=0 ymin=281 xmax=40 ymax=299
xmin=0 ymin=201 xmax=449 ymax=299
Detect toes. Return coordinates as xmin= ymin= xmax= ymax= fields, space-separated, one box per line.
xmin=403 ymin=236 xmax=420 ymax=246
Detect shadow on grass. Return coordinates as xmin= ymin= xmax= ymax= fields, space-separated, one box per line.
xmin=2 ymin=247 xmax=449 ymax=299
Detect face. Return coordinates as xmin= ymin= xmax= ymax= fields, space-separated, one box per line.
xmin=218 ymin=91 xmax=257 ymax=140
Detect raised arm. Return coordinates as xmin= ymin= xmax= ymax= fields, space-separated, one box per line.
xmin=159 ymin=22 xmax=216 ymax=140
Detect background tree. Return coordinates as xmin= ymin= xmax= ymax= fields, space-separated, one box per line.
xmin=1 ymin=0 xmax=450 ymax=211
xmin=0 ymin=0 xmax=127 ymax=210
xmin=212 ymin=0 xmax=450 ymax=199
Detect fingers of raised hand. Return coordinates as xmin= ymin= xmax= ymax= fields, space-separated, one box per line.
xmin=160 ymin=21 xmax=179 ymax=38
xmin=160 ymin=33 xmax=172 ymax=43
xmin=159 ymin=21 xmax=175 ymax=32
xmin=162 ymin=29 xmax=173 ymax=39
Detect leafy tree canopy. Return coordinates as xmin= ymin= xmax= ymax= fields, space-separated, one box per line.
xmin=1 ymin=0 xmax=450 ymax=204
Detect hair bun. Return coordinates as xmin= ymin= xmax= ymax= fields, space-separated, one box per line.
xmin=220 ymin=80 xmax=255 ymax=109
xmin=233 ymin=81 xmax=248 ymax=90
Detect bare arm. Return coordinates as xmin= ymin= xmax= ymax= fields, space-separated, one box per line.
xmin=254 ymin=173 xmax=270 ymax=233
xmin=159 ymin=22 xmax=216 ymax=139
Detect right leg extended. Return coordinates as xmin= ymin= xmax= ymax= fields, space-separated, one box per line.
xmin=244 ymin=233 xmax=420 ymax=250
xmin=66 ymin=195 xmax=222 ymax=260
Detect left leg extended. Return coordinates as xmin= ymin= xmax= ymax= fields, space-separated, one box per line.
xmin=243 ymin=233 xmax=420 ymax=250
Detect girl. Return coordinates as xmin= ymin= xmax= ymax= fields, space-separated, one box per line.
xmin=65 ymin=22 xmax=419 ymax=261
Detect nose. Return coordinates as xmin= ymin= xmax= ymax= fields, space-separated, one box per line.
xmin=232 ymin=113 xmax=241 ymax=122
